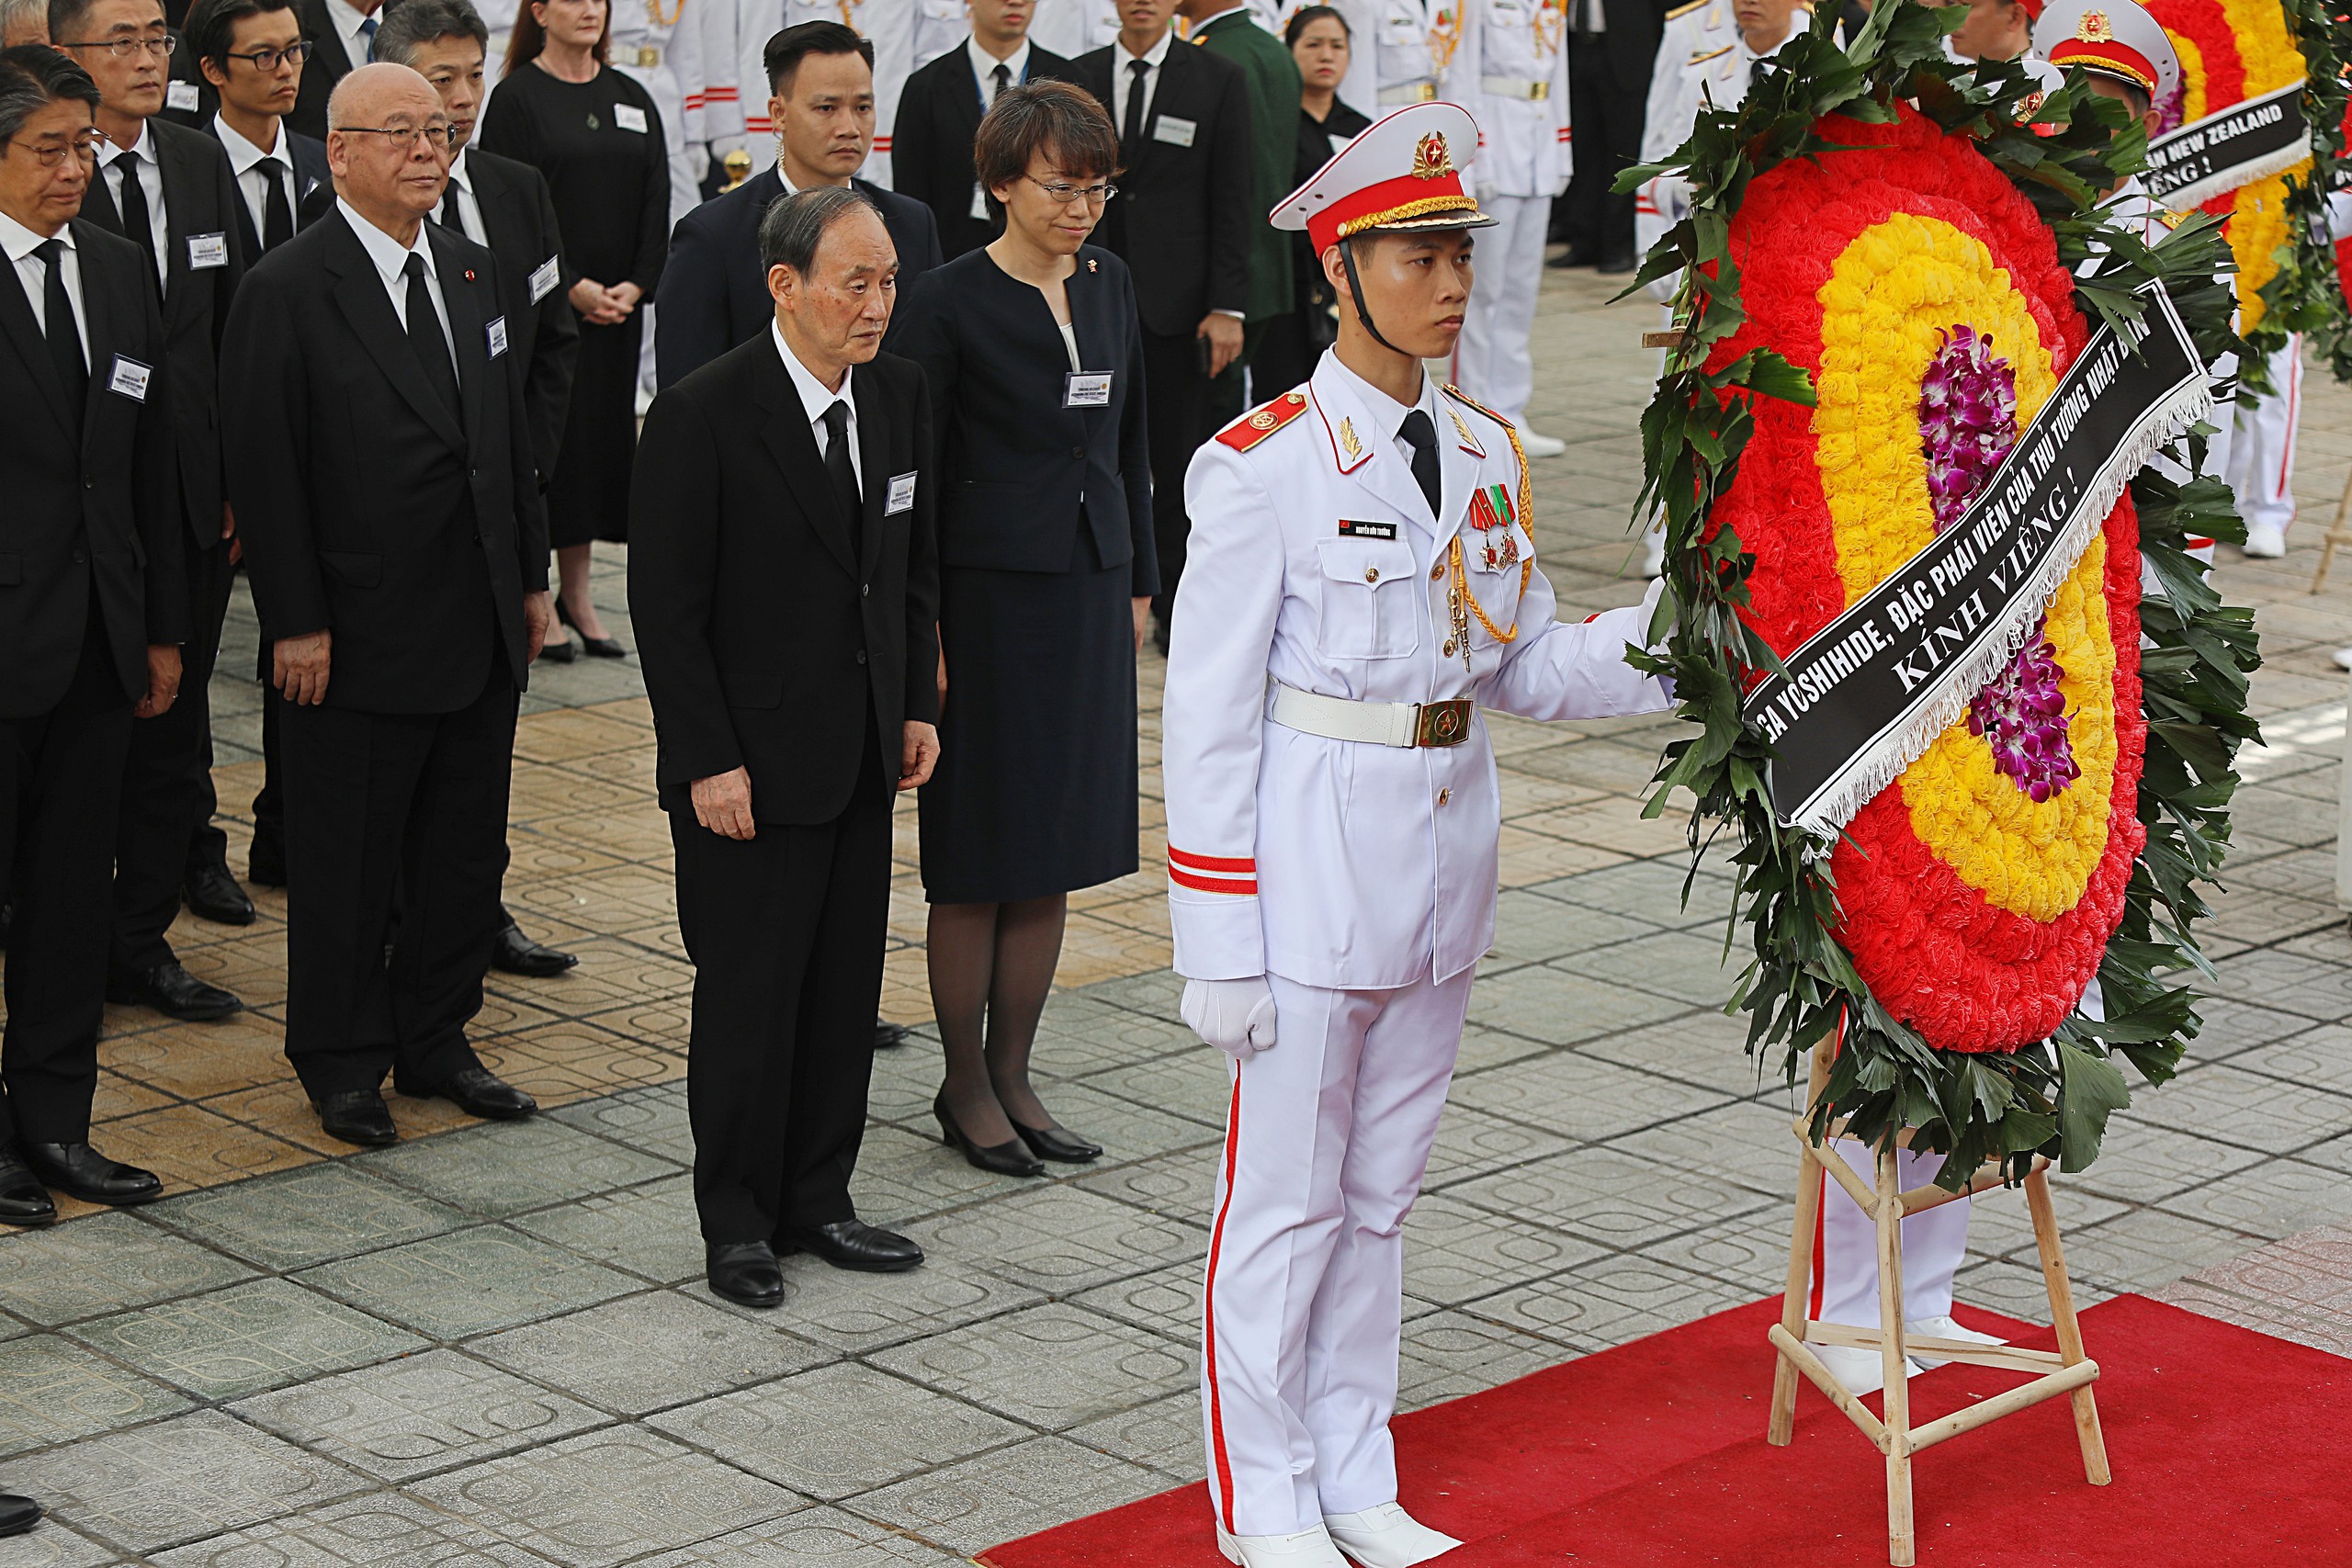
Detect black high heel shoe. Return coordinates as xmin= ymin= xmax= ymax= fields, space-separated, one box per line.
xmin=1012 ymin=1120 xmax=1102 ymax=1164
xmin=934 ymin=1092 xmax=1045 ymax=1178
xmin=556 ymin=596 xmax=628 ymax=659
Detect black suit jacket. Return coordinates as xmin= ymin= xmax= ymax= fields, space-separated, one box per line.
xmin=890 ymin=43 xmax=1078 ymax=260
xmin=1073 ymin=39 xmax=1251 ymax=336
xmin=630 ymin=343 xmax=940 ymax=824
xmin=203 ymin=123 xmax=331 ymax=262
xmin=1591 ymin=0 xmax=1669 ymax=88
xmin=164 ymin=0 xmax=355 ymax=137
xmin=441 ymin=148 xmax=581 ymax=486
xmin=81 ymin=118 xmax=245 ymax=551
xmin=652 ymin=168 xmax=944 ymax=390
xmin=0 ymin=220 xmax=189 ymax=716
xmin=220 ymin=209 xmax=549 ymax=714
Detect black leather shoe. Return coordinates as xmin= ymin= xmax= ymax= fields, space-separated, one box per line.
xmin=1549 ymin=244 xmax=1600 ymax=269
xmin=182 ymin=862 xmax=256 ymax=926
xmin=779 ymin=1219 xmax=924 ymax=1273
xmin=0 ymin=1494 xmax=40 ymax=1538
xmin=106 ymin=961 xmax=242 ymax=1021
xmin=408 ymin=1066 xmax=537 ymax=1121
xmin=315 ymin=1089 xmax=400 ymax=1147
xmin=0 ymin=1146 xmax=57 ymax=1227
xmin=1597 ymin=251 xmax=1639 ymax=276
xmin=491 ymin=912 xmax=577 ymax=977
xmin=873 ymin=1018 xmax=909 ymax=1049
xmin=23 ymin=1143 xmax=162 ymax=1206
xmin=556 ymin=597 xmax=627 ymax=658
xmin=706 ymin=1239 xmax=786 ymax=1307
xmin=1014 ymin=1120 xmax=1102 ymax=1164
xmin=935 ymin=1093 xmax=1045 ymax=1178
xmin=246 ymin=834 xmax=287 ymax=888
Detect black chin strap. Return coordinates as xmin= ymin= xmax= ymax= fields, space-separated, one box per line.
xmin=1338 ymin=238 xmax=1412 ymax=359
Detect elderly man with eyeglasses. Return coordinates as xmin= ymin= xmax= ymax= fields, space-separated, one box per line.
xmin=219 ymin=62 xmax=555 ymax=1150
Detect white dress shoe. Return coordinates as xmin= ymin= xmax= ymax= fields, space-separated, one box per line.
xmin=2332 ymin=646 xmax=2352 ymax=671
xmin=1811 ymin=1341 xmax=1924 ymax=1396
xmin=1323 ymin=1503 xmax=1464 ymax=1567
xmin=1638 ymin=528 xmax=1667 ymax=577
xmin=1905 ymin=1313 xmax=2007 ymax=1370
xmin=1217 ymin=1524 xmax=1351 ymax=1567
xmin=1518 ymin=429 xmax=1567 ymax=458
xmin=2242 ymin=521 xmax=2287 ymax=558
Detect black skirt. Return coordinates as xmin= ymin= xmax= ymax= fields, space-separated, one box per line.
xmin=919 ymin=550 xmax=1139 ymax=904
xmin=545 ymin=315 xmax=640 ymax=547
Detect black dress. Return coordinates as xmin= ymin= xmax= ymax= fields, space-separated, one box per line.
xmin=892 ymin=245 xmax=1157 ymax=905
xmin=480 ymin=62 xmax=667 ymax=547
xmin=1253 ymin=96 xmax=1374 ymax=394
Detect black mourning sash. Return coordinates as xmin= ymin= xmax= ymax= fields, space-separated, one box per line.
xmin=1740 ymin=286 xmax=2208 ymax=836
xmin=2144 ymin=82 xmax=2311 ymax=210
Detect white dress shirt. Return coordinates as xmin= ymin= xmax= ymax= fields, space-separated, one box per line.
xmin=772 ymin=320 xmax=861 ymax=493
xmin=1110 ymin=27 xmax=1175 ymax=134
xmin=336 ymin=197 xmax=456 ymax=379
xmin=967 ymin=36 xmax=1032 ymax=105
xmin=324 ymin=0 xmax=380 ymax=66
xmin=99 ymin=124 xmax=169 ymax=291
xmin=1 ymin=209 xmax=88 ymax=366
xmin=439 ymin=145 xmax=488 ymax=245
xmin=213 ymin=112 xmax=300 ymax=247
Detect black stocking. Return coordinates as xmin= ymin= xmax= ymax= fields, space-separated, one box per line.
xmin=927 ymin=894 xmax=1069 ymax=1146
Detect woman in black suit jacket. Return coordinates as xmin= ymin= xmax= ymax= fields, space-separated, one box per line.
xmin=891 ymin=81 xmax=1152 ymax=1178
xmin=1251 ymin=6 xmax=1372 ymax=393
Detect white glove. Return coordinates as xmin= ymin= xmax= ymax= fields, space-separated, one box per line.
xmin=1181 ymin=976 xmax=1280 ymax=1057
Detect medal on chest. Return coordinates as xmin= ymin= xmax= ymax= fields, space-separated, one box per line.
xmin=1466 ymin=481 xmax=1521 ymax=572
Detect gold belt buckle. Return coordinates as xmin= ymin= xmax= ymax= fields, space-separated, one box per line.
xmin=1415 ymin=81 xmax=1437 ymax=102
xmin=1413 ymin=699 xmax=1473 ymax=748
xmin=1528 ymin=80 xmax=1548 ymax=100
xmin=637 ymin=44 xmax=661 ymax=66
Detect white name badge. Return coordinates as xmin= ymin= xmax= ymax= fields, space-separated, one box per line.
xmin=613 ymin=103 xmax=648 ymax=133
xmin=1329 ymin=131 xmax=1354 ymax=157
xmin=108 ymin=354 xmax=153 ymax=402
xmin=886 ymin=470 xmax=918 ymax=515
xmin=165 ymin=80 xmax=199 ymax=112
xmin=187 ymin=231 xmax=229 ymax=270
xmin=969 ymin=181 xmax=990 ymax=221
xmin=1152 ymin=114 xmax=1196 ymax=148
xmin=529 ymin=254 xmax=560 ymax=303
xmin=487 ymin=315 xmax=509 ymax=357
xmin=1064 ymin=370 xmax=1112 ymax=408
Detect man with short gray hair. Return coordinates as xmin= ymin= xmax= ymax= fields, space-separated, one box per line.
xmin=0 ymin=0 xmax=47 ymax=45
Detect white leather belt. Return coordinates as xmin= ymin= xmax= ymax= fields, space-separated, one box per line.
xmin=1377 ymin=81 xmax=1438 ymax=105
xmin=1480 ymin=75 xmax=1549 ymax=99
xmin=1269 ymin=683 xmax=1475 ymax=749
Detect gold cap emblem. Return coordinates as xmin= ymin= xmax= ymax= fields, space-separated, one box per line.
xmin=2076 ymin=9 xmax=2111 ymax=40
xmin=1410 ymin=131 xmax=1453 ymax=181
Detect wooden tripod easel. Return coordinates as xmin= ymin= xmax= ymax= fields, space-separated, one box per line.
xmin=2311 ymin=466 xmax=2352 ymax=595
xmin=1767 ymin=1049 xmax=2111 ymax=1566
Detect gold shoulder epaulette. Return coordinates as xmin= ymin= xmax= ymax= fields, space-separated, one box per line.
xmin=1441 ymin=383 xmax=1515 ymax=432
xmin=1215 ymin=388 xmax=1310 ymax=452
xmin=1442 ymin=384 xmax=1535 ymax=536
xmin=1690 ymin=43 xmax=1733 ymax=63
xmin=1665 ymin=0 xmax=1707 ymax=20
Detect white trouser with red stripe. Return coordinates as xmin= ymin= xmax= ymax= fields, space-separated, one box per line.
xmin=1202 ymin=967 xmax=1476 ymax=1539
xmin=2225 ymin=335 xmax=2302 ymax=534
xmin=1813 ymin=1140 xmax=1972 ymax=1328
xmin=1451 ymin=193 xmax=1549 ymax=424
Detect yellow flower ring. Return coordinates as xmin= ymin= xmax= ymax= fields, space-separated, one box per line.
xmin=1703 ymin=107 xmax=2146 ymax=1053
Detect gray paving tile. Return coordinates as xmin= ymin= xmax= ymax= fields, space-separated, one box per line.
xmin=469 ymin=1292 xmax=826 ymax=1417
xmin=647 ymin=1361 xmax=1024 ymax=1500
xmin=1072 ymin=969 xmax=1186 ymax=1021
xmin=2129 ymin=1064 xmax=2352 ymax=1155
xmin=1521 ymin=856 xmax=1732 ymax=929
xmin=10 ymin=1410 xmax=366 ymax=1554
xmin=1608 ymin=1098 xmax=1829 ymax=1197
xmin=1452 ymin=1022 xmax=1554 ymax=1075
xmin=548 ymin=1082 xmax=695 ymax=1165
xmin=1418 ymin=1103 xmax=1576 ymax=1189
xmin=1464 ymin=1255 xmax=1749 ymax=1351
xmin=2206 ymin=945 xmax=2352 ymax=1022
xmin=1073 ymin=1051 xmax=1234 ymax=1132
xmin=228 ymin=1348 xmax=605 ymax=1482
xmin=956 ymin=1079 xmax=1222 ymax=1168
xmin=1022 ymin=994 xmax=1202 ymax=1083
xmin=0 ymin=1215 xmax=254 ymax=1328
xmin=2023 ymin=1209 xmax=2265 ymax=1294
xmin=845 ymin=1434 xmax=1165 ymax=1555
xmin=145 ymin=1165 xmax=474 ymax=1271
xmin=908 ymin=1187 xmax=1200 ymax=1296
xmin=1066 ymin=1260 xmax=1200 ymax=1346
xmin=1397 ymin=1194 xmax=1606 ymax=1307
xmin=2182 ymin=996 xmax=2335 ymax=1061
xmin=629 ymin=1504 xmax=965 ymax=1565
xmin=1635 ymin=1207 xmax=1796 ymax=1294
xmin=2064 ymin=1120 xmax=2268 ymax=1205
xmin=695 ymin=1256 xmax=1045 ymax=1356
xmin=868 ymin=1302 xmax=1192 ymax=1431
xmin=506 ymin=1174 xmax=704 ymax=1285
xmin=295 ymin=1228 xmax=637 ymax=1340
xmin=1951 ymin=1258 xmax=2071 ymax=1324
xmin=409 ymin=1427 xmax=799 ymax=1567
xmin=1577 ymin=1010 xmax=1788 ymax=1100
xmin=1452 ymin=1047 xmax=1732 ymax=1143
xmin=147 ymin=1489 xmax=547 ymax=1565
xmin=1483 ymin=887 xmax=1657 ymax=968
xmin=1572 ymin=929 xmax=1746 ymax=1009
xmin=1464 ymin=963 xmax=1693 ymax=1046
xmin=352 ymin=1119 xmax=681 ymax=1219
xmin=2227 ymin=1024 xmax=2352 ymax=1100
xmin=1442 ymin=1144 xmax=1774 ymax=1250
xmin=68 ymin=1279 xmax=424 ymax=1401
xmin=0 ymin=1520 xmax=118 ymax=1567
xmin=1396 ymin=1310 xmax=1566 ymax=1412
xmin=2163 ymin=1160 xmax=2352 ymax=1241
xmin=2154 ymin=1277 xmax=2352 ymax=1358
xmin=1951 ymin=1184 xmax=2130 ymax=1261
xmin=846 ymin=1125 xmax=1045 ymax=1229
xmin=0 ymin=1336 xmax=190 ymax=1459
xmin=1072 ymin=1145 xmax=1218 ymax=1223
xmin=1063 ymin=1389 xmax=1204 ymax=1482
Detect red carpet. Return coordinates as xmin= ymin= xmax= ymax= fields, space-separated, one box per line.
xmin=978 ymin=1296 xmax=2352 ymax=1567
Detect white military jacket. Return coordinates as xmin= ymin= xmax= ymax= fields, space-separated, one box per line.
xmin=728 ymin=0 xmax=916 ymax=183
xmin=1443 ymin=0 xmax=1570 ymax=198
xmin=609 ymin=0 xmax=710 ymax=163
xmin=1163 ymin=353 xmax=1671 ymax=990
xmin=1336 ymin=0 xmax=1461 ymax=114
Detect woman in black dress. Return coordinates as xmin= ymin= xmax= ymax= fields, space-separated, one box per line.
xmin=892 ymin=83 xmax=1152 ymax=1178
xmin=1251 ymin=6 xmax=1373 ymax=393
xmin=481 ymin=0 xmax=665 ymax=660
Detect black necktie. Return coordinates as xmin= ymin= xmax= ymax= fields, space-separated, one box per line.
xmin=822 ymin=400 xmax=861 ymax=549
xmin=990 ymin=62 xmax=1010 ymax=104
xmin=114 ymin=153 xmax=161 ymax=294
xmin=37 ymin=239 xmax=86 ymax=434
xmin=438 ymin=175 xmax=464 ymax=235
xmin=260 ymin=155 xmax=294 ymax=252
xmin=403 ymin=251 xmax=459 ymax=415
xmin=1121 ymin=58 xmax=1149 ymax=152
xmin=1399 ymin=409 xmax=1442 ymax=519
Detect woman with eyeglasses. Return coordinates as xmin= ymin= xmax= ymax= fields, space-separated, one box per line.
xmin=479 ymin=0 xmax=663 ymax=661
xmin=1250 ymin=5 xmax=1369 ymax=394
xmin=890 ymin=81 xmax=1152 ymax=1179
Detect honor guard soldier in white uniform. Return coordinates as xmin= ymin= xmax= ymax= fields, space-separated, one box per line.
xmin=1444 ymin=0 xmax=1570 ymax=457
xmin=1028 ymin=0 xmax=1122 ymax=62
xmin=1334 ymin=0 xmax=1459 ymax=117
xmin=1165 ymin=102 xmax=1673 ymax=1568
xmin=911 ymin=0 xmax=967 ymax=67
xmin=723 ymin=0 xmax=915 ymax=181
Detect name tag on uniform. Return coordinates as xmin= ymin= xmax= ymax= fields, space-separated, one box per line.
xmin=1153 ymin=114 xmax=1196 ymax=147
xmin=1380 ymin=11 xmax=1424 ymax=44
xmin=529 ymin=254 xmax=560 ymax=303
xmin=187 ymin=231 xmax=229 ymax=269
xmin=487 ymin=315 xmax=509 ymax=357
xmin=886 ymin=471 xmax=918 ymax=514
xmin=108 ymin=354 xmax=153 ymax=402
xmin=1339 ymin=519 xmax=1397 ymax=539
xmin=1064 ymin=370 xmax=1112 ymax=408
xmin=166 ymin=80 xmax=199 ymax=111
xmin=613 ymin=103 xmax=648 ymax=133
xmin=969 ymin=181 xmax=990 ymax=220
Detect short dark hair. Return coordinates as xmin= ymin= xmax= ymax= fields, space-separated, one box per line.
xmin=184 ymin=0 xmax=296 ymax=70
xmin=758 ymin=183 xmax=879 ymax=276
xmin=373 ymin=0 xmax=490 ymax=68
xmin=49 ymin=0 xmax=152 ymax=45
xmin=973 ymin=79 xmax=1118 ymax=198
xmin=1284 ymin=5 xmax=1348 ymax=46
xmin=0 ymin=39 xmax=97 ymax=142
xmin=763 ymin=20 xmax=870 ymax=96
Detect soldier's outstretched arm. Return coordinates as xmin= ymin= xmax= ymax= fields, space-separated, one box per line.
xmin=1483 ymin=570 xmax=1674 ymax=724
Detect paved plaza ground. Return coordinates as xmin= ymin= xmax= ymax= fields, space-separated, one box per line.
xmin=1 ymin=267 xmax=2348 ymax=1566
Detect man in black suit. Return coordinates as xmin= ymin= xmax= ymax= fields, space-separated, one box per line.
xmin=160 ymin=0 xmax=357 ymax=133
xmin=190 ymin=0 xmax=327 ymax=258
xmin=374 ymin=0 xmax=582 ymax=980
xmin=1556 ymin=0 xmax=1660 ymax=272
xmin=220 ymin=62 xmax=550 ymax=1148
xmin=1072 ymin=0 xmax=1249 ymax=645
xmin=890 ymin=0 xmax=1074 ymax=260
xmin=0 ymin=43 xmax=187 ymax=1224
xmin=56 ymin=0 xmax=256 ymax=1020
xmin=631 ymin=186 xmax=940 ymax=1304
xmin=654 ymin=21 xmax=941 ymax=391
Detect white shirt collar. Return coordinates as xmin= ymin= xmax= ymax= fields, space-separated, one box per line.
xmin=326 ymin=0 xmax=379 ymax=50
xmin=0 ymin=208 xmax=69 ymax=263
xmin=1322 ymin=349 xmax=1432 ymax=444
xmin=447 ymin=144 xmax=471 ymax=191
xmin=212 ymin=112 xmax=283 ymax=175
xmin=1118 ymin=27 xmax=1175 ymax=69
xmin=104 ymin=119 xmax=154 ymax=169
xmin=967 ymin=36 xmax=1031 ymax=91
xmin=337 ymin=196 xmax=433 ymax=289
xmin=1740 ymin=6 xmax=1809 ymax=62
xmin=771 ymin=319 xmax=854 ymax=428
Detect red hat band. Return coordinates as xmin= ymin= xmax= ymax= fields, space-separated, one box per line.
xmin=1304 ymin=130 xmax=1485 ymax=253
xmin=2046 ymin=35 xmax=2157 ymax=91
